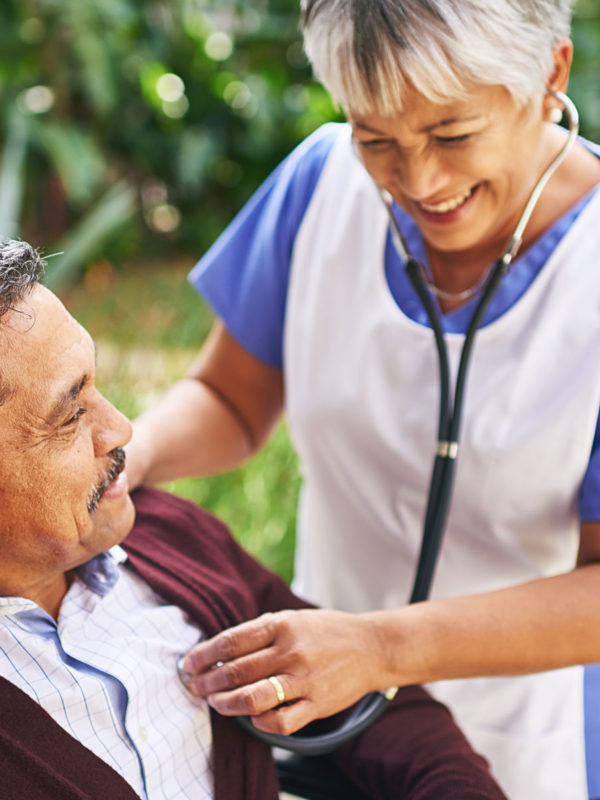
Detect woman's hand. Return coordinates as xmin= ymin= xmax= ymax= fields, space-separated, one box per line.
xmin=181 ymin=609 xmax=395 ymax=734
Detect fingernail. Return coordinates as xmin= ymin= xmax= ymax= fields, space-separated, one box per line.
xmin=176 ymin=655 xmax=193 ymax=689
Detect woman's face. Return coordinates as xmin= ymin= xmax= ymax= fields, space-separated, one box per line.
xmin=349 ymin=84 xmax=550 ymax=261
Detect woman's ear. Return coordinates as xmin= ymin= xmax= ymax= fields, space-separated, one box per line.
xmin=543 ymin=38 xmax=574 ymax=121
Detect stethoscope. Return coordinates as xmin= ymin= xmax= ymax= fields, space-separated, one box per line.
xmin=179 ymin=91 xmax=579 ymax=755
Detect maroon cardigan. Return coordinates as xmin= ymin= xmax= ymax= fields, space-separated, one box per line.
xmin=0 ymin=488 xmax=505 ymax=800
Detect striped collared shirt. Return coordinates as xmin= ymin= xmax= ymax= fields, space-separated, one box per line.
xmin=0 ymin=547 xmax=213 ymax=799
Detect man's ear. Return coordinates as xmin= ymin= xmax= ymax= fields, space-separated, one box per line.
xmin=543 ymin=38 xmax=574 ymax=121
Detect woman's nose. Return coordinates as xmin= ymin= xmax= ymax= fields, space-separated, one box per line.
xmin=393 ymin=149 xmax=450 ymax=202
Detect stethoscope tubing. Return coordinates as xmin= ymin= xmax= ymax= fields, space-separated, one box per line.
xmin=407 ymin=255 xmax=509 ymax=602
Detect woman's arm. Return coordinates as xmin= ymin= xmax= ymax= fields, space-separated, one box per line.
xmin=181 ymin=521 xmax=600 ymax=735
xmin=125 ymin=320 xmax=284 ymax=488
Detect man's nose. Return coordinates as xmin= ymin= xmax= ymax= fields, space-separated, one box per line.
xmin=93 ymin=394 xmax=133 ymax=456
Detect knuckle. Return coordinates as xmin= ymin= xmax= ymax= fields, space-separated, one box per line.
xmin=259 ymin=612 xmax=277 ymax=639
xmin=284 ymin=644 xmax=309 ymax=674
xmin=221 ymin=660 xmax=244 ymax=688
xmin=292 ymin=644 xmax=309 ymax=665
xmin=277 ymin=610 xmax=294 ymax=631
xmin=216 ymin=630 xmax=237 ymax=662
xmin=243 ymin=686 xmax=264 ymax=716
xmin=272 ymin=713 xmax=295 ymax=736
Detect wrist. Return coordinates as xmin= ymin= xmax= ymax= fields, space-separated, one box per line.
xmin=361 ymin=605 xmax=441 ymax=690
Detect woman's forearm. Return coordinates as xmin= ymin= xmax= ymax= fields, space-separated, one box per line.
xmin=126 ymin=376 xmax=259 ymax=487
xmin=368 ymin=563 xmax=600 ymax=690
xmin=125 ymin=320 xmax=284 ymax=488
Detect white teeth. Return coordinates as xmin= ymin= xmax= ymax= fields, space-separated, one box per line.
xmin=420 ymin=187 xmax=474 ymax=214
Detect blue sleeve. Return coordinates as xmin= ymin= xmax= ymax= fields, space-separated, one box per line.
xmin=579 ymin=411 xmax=600 ymax=521
xmin=567 ymin=135 xmax=600 ymax=521
xmin=188 ymin=123 xmax=343 ymax=368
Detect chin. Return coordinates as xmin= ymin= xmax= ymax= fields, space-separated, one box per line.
xmin=92 ymin=493 xmax=136 ymax=546
xmin=422 ymin=225 xmax=488 ymax=255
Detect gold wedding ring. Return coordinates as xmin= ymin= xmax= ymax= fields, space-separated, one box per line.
xmin=267 ymin=675 xmax=286 ymax=705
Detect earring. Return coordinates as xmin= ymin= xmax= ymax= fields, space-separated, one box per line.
xmin=549 ymin=107 xmax=563 ymax=123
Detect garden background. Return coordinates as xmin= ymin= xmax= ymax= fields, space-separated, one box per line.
xmin=1 ymin=0 xmax=599 ymax=580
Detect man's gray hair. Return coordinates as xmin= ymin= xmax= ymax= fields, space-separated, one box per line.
xmin=0 ymin=239 xmax=44 ymax=319
xmin=0 ymin=239 xmax=44 ymax=404
xmin=301 ymin=0 xmax=574 ymax=114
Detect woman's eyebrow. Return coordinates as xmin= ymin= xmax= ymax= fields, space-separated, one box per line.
xmin=352 ymin=114 xmax=482 ymax=135
xmin=420 ymin=115 xmax=481 ymax=132
xmin=351 ymin=120 xmax=387 ymax=134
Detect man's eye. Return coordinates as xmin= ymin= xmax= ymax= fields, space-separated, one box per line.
xmin=435 ymin=134 xmax=471 ymax=146
xmin=64 ymin=408 xmax=86 ymax=426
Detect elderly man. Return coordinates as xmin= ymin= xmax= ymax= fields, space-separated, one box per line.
xmin=0 ymin=239 xmax=505 ymax=799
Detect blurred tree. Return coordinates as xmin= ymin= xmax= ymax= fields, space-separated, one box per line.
xmin=0 ymin=0 xmax=597 ymax=284
xmin=0 ymin=0 xmax=340 ymax=280
xmin=570 ymin=0 xmax=600 ymax=139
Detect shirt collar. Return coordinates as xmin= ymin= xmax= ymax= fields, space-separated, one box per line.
xmin=72 ymin=545 xmax=128 ymax=597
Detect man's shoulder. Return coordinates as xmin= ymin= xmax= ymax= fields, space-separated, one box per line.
xmin=125 ymin=487 xmax=232 ymax=555
xmin=121 ymin=487 xmax=304 ymax=630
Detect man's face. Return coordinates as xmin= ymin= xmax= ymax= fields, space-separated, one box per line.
xmin=0 ymin=285 xmax=134 ymax=611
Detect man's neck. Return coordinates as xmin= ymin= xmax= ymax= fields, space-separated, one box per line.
xmin=14 ymin=573 xmax=69 ymax=620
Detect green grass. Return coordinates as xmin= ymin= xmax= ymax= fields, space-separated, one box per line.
xmin=58 ymin=259 xmax=300 ymax=582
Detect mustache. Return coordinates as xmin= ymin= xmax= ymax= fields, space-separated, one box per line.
xmin=87 ymin=448 xmax=126 ymax=513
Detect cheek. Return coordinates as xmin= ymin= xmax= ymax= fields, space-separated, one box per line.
xmin=356 ymin=149 xmax=395 ymax=184
xmin=17 ymin=443 xmax=96 ymax=531
xmin=444 ymin=147 xmax=493 ymax=180
xmin=0 ymin=494 xmax=81 ymax=572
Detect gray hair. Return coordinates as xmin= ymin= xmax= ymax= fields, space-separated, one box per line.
xmin=0 ymin=239 xmax=44 ymax=318
xmin=301 ymin=0 xmax=574 ymax=114
xmin=0 ymin=239 xmax=45 ymax=403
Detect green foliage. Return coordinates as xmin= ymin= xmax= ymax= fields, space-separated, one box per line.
xmin=570 ymin=1 xmax=600 ymax=139
xmin=0 ymin=0 xmax=598 ymax=283
xmin=44 ymin=182 xmax=137 ymax=290
xmin=0 ymin=110 xmax=27 ymax=237
xmin=0 ymin=0 xmax=341 ymax=280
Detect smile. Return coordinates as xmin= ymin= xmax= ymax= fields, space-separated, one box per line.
xmin=419 ymin=186 xmax=476 ymax=214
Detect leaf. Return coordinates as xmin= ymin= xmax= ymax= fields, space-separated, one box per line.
xmin=44 ymin=180 xmax=137 ymax=289
xmin=28 ymin=120 xmax=105 ymax=205
xmin=0 ymin=110 xmax=28 ymax=238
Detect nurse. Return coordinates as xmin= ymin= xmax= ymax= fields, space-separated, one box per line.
xmin=126 ymin=2 xmax=600 ymax=798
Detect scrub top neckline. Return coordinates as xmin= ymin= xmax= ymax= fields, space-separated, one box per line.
xmin=384 ymin=182 xmax=600 ymax=335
